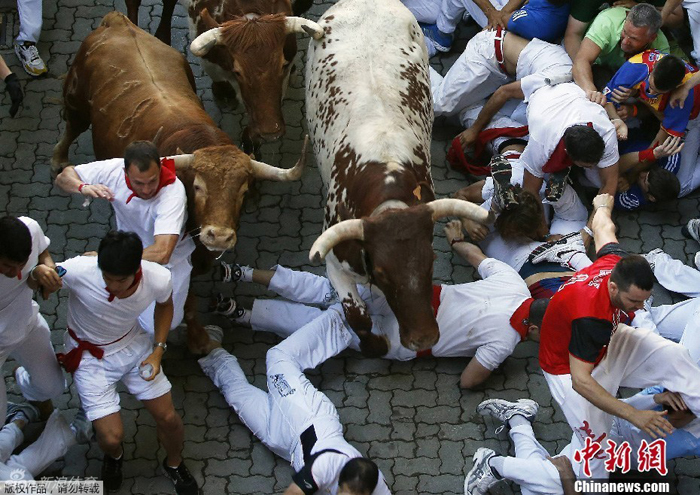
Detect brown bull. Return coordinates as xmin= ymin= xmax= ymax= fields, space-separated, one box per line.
xmin=124 ymin=0 xmax=323 ymax=154
xmin=52 ymin=11 xmax=306 ymax=350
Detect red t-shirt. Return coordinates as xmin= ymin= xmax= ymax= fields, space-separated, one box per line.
xmin=539 ymin=253 xmax=629 ymax=375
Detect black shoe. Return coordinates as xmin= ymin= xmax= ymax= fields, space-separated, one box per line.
xmin=162 ymin=458 xmax=200 ymax=495
xmin=544 ymin=168 xmax=571 ymax=202
xmin=490 ymin=154 xmax=518 ymax=210
xmin=102 ymin=453 xmax=123 ymax=493
xmin=219 ymin=261 xmax=243 ymax=283
xmin=211 ymin=294 xmax=245 ymax=318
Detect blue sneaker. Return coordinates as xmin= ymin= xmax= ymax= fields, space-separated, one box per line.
xmin=419 ymin=23 xmax=453 ymax=52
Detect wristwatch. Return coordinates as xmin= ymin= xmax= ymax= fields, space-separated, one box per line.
xmin=154 ymin=342 xmax=168 ymax=352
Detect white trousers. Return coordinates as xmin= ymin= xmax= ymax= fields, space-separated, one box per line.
xmin=544 ymin=324 xmax=700 ymax=479
xmin=1 ymin=313 xmax=64 ymax=424
xmin=685 ymin=1 xmax=700 ymax=62
xmin=675 ymin=118 xmax=700 ymax=197
xmin=438 ymin=0 xmax=507 ymax=32
xmin=432 ymin=30 xmax=513 ymax=117
xmin=139 ymin=257 xmax=192 ymax=334
xmin=499 ymin=424 xmax=563 ymax=495
xmin=198 ymin=309 xmax=352 ymax=466
xmin=0 ymin=410 xmax=75 ymax=480
xmin=16 ymin=0 xmax=43 ymax=44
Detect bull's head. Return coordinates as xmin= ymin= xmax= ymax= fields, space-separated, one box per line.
xmin=309 ymin=199 xmax=494 ymax=351
xmin=170 ymin=137 xmax=307 ymax=252
xmin=190 ymin=10 xmax=323 ymax=144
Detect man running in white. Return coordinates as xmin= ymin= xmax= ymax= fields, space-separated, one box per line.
xmin=55 ymin=140 xmax=195 ymax=336
xmin=0 ymin=216 xmax=65 ymax=422
xmin=0 ymin=402 xmax=91 ymax=481
xmin=521 ymin=82 xmax=621 ymax=209
xmin=57 ymin=231 xmax=198 ymax=494
xmin=197 ymin=312 xmax=392 ymax=494
xmin=214 ymin=221 xmax=547 ymax=389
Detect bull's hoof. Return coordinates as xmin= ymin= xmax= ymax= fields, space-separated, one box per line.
xmin=211 ymin=81 xmax=238 ymax=109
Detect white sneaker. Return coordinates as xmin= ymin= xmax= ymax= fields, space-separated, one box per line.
xmin=528 ymin=232 xmax=585 ymax=266
xmin=205 ymin=325 xmax=223 ymax=343
xmin=477 ymin=398 xmax=539 ymax=431
xmin=14 ymin=42 xmax=47 ymax=77
xmin=464 ymin=448 xmax=500 ymax=495
xmin=694 ymin=252 xmax=700 ymax=271
xmin=682 ymin=219 xmax=700 ymax=243
xmin=641 ymin=248 xmax=665 ymax=271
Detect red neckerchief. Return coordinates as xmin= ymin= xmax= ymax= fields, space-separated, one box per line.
xmin=509 ymin=298 xmax=535 ymax=341
xmin=124 ymin=157 xmax=177 ymax=204
xmin=105 ymin=268 xmax=142 ymax=302
xmin=542 ymin=122 xmax=593 ymax=174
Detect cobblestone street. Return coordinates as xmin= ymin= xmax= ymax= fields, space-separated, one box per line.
xmin=1 ymin=0 xmax=699 ymax=494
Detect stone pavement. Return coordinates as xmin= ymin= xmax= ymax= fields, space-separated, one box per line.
xmin=0 ymin=0 xmax=699 ymax=494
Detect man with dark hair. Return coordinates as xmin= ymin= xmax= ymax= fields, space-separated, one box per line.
xmin=571 ymin=4 xmax=670 ymax=104
xmin=55 ymin=140 xmax=195 ymax=336
xmin=603 ymin=50 xmax=700 ymax=196
xmin=213 ymin=221 xmax=545 ymax=389
xmin=0 ymin=216 xmax=64 ymax=423
xmin=538 ymin=193 xmax=700 ymax=480
xmin=197 ymin=310 xmax=391 ymax=495
xmin=520 ymin=83 xmax=620 ymax=214
xmin=56 ymin=231 xmax=198 ymax=494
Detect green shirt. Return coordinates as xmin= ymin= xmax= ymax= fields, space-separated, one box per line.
xmin=571 ymin=0 xmax=665 ymax=23
xmin=584 ymin=7 xmax=670 ymax=68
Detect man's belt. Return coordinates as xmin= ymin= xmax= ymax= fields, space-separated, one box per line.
xmin=56 ymin=327 xmax=132 ymax=373
xmin=494 ymin=26 xmax=507 ymax=74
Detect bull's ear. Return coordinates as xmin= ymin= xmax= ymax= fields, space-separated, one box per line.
xmin=200 ymin=8 xmax=220 ymax=30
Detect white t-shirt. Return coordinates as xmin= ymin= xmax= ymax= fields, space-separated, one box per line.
xmin=521 ymin=83 xmax=619 ymax=179
xmin=59 ymin=256 xmax=172 ymax=354
xmin=516 ymin=38 xmax=573 ymax=103
xmin=432 ymin=259 xmax=530 ymax=370
xmin=74 ymin=159 xmax=195 ymax=267
xmin=0 ymin=217 xmax=50 ymax=347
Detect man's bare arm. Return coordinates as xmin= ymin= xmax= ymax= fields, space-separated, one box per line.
xmin=283 ymin=483 xmax=305 ymax=495
xmin=463 ymin=82 xmax=525 ymax=147
xmin=564 ymin=16 xmax=590 ymax=60
xmin=143 ymin=234 xmax=179 ymax=265
xmin=473 ymin=0 xmax=506 ymax=29
xmin=596 ymin=163 xmax=619 ymax=197
xmin=590 ymin=194 xmax=617 ymax=252
xmin=570 ymin=356 xmax=673 ymax=438
xmin=55 ymin=166 xmax=114 ymax=201
xmin=573 ymin=39 xmax=604 ymax=103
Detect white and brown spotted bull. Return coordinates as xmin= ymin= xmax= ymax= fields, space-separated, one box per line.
xmin=306 ymin=0 xmax=492 ymax=352
xmin=51 ymin=12 xmax=306 ymax=351
xmin=125 ymin=0 xmax=323 ymax=154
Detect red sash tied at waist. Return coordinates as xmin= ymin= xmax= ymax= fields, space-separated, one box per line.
xmin=56 ymin=327 xmax=132 ymax=373
xmin=417 ymin=285 xmax=443 ymax=358
xmin=494 ymin=26 xmax=507 ymax=74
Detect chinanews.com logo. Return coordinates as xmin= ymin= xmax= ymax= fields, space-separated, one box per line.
xmin=573 ymin=437 xmax=671 ymax=493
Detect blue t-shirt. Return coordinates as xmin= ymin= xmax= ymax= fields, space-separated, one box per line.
xmin=508 ymin=0 xmax=570 ymax=43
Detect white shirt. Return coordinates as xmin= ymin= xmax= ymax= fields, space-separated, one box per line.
xmin=59 ymin=256 xmax=172 ymax=354
xmin=432 ymin=259 xmax=530 ymax=370
xmin=521 ymin=83 xmax=619 ymax=179
xmin=74 ymin=159 xmax=195 ymax=267
xmin=0 ymin=217 xmax=49 ymax=347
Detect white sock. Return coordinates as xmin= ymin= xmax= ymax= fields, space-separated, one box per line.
xmin=240 ymin=266 xmax=254 ymax=283
xmin=508 ymin=415 xmax=530 ymax=428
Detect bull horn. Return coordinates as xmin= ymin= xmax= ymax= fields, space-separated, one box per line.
xmin=309 ymin=219 xmax=364 ymax=263
xmin=190 ymin=27 xmax=223 ymax=57
xmin=285 ymin=17 xmax=324 ymax=40
xmin=427 ymin=198 xmax=495 ymax=224
xmin=168 ymin=153 xmax=195 ymax=171
xmin=250 ymin=135 xmax=309 ymax=181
